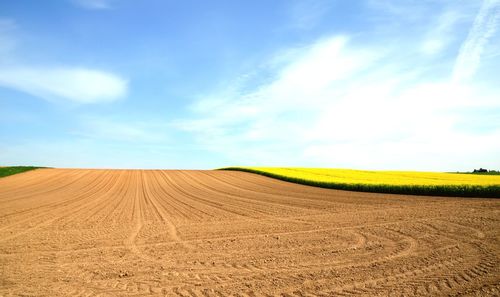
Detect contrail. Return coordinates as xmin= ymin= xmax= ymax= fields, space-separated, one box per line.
xmin=452 ymin=0 xmax=500 ymax=82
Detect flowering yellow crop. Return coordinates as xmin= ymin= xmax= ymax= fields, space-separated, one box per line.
xmin=222 ymin=167 xmax=500 ymax=197
xmin=243 ymin=167 xmax=500 ymax=186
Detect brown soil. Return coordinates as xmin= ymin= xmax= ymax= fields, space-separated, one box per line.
xmin=0 ymin=169 xmax=499 ymax=296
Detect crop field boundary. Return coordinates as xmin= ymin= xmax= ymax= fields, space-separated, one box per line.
xmin=0 ymin=166 xmax=44 ymax=178
xmin=220 ymin=167 xmax=500 ymax=198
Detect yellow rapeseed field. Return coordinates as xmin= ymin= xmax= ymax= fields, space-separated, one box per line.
xmin=242 ymin=167 xmax=500 ymax=186
xmin=222 ymin=167 xmax=500 ymax=197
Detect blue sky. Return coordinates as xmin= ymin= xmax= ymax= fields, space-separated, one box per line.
xmin=1 ymin=0 xmax=499 ymax=171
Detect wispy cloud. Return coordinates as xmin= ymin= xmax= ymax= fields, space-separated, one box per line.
xmin=288 ymin=0 xmax=330 ymax=30
xmin=366 ymin=0 xmax=432 ymax=23
xmin=420 ymin=10 xmax=463 ymax=55
xmin=72 ymin=0 xmax=112 ymax=10
xmin=2 ymin=0 xmax=499 ymax=170
xmin=77 ymin=116 xmax=168 ymax=142
xmin=0 ymin=18 xmax=17 ymax=59
xmin=453 ymin=0 xmax=500 ymax=81
xmin=0 ymin=17 xmax=128 ymax=104
xmin=178 ymin=33 xmax=500 ymax=170
xmin=0 ymin=67 xmax=127 ymax=103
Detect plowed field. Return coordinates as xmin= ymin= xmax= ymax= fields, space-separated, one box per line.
xmin=0 ymin=169 xmax=499 ymax=296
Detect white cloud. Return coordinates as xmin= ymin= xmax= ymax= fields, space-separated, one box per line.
xmin=275 ymin=36 xmax=378 ymax=95
xmin=420 ymin=10 xmax=462 ymax=55
xmin=0 ymin=18 xmax=128 ymax=104
xmin=0 ymin=67 xmax=127 ymax=103
xmin=288 ymin=0 xmax=330 ymax=30
xmin=77 ymin=116 xmax=168 ymax=143
xmin=178 ymin=33 xmax=500 ymax=171
xmin=366 ymin=0 xmax=433 ymax=23
xmin=453 ymin=0 xmax=500 ymax=81
xmin=0 ymin=18 xmax=17 ymax=59
xmin=72 ymin=0 xmax=112 ymax=10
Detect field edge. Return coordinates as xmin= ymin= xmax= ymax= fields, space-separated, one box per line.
xmin=0 ymin=166 xmax=43 ymax=178
xmin=220 ymin=167 xmax=500 ymax=198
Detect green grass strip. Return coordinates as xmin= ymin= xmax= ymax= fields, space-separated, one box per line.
xmin=0 ymin=166 xmax=42 ymax=178
xmin=220 ymin=167 xmax=500 ymax=198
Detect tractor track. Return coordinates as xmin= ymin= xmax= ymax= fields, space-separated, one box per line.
xmin=0 ymin=169 xmax=498 ymax=296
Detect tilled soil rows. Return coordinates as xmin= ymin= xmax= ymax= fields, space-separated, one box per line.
xmin=0 ymin=169 xmax=498 ymax=296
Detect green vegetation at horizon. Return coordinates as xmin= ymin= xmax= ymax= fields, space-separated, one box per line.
xmin=0 ymin=166 xmax=42 ymax=178
xmin=455 ymin=171 xmax=500 ymax=175
xmin=221 ymin=167 xmax=500 ymax=198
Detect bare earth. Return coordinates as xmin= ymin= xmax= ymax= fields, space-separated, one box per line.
xmin=0 ymin=169 xmax=499 ymax=297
